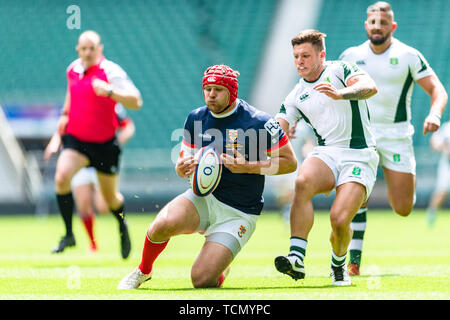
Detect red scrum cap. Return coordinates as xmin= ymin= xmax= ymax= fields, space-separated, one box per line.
xmin=202 ymin=65 xmax=240 ymax=106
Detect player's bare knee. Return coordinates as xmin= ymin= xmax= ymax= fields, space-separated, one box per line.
xmin=394 ymin=206 xmax=412 ymax=217
xmin=330 ymin=214 xmax=350 ymax=235
xmin=147 ymin=215 xmax=177 ymax=240
xmin=54 ymin=171 xmax=72 ymax=191
xmin=191 ymin=269 xmax=216 ymax=288
xmin=294 ymin=175 xmax=315 ymax=198
xmin=392 ymin=199 xmax=413 ymax=217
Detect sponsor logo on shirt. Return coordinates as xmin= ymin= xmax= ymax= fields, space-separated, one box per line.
xmin=198 ymin=132 xmax=212 ymax=140
xmin=356 ymin=60 xmax=366 ymax=65
xmin=299 ymin=92 xmax=310 ymax=102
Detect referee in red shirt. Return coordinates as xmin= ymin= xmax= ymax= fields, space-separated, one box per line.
xmin=52 ymin=30 xmax=142 ymax=259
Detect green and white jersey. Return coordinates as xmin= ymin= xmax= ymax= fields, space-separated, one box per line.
xmin=340 ymin=38 xmax=435 ymax=138
xmin=276 ymin=60 xmax=375 ymax=149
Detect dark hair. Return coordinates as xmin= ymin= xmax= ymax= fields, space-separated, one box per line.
xmin=291 ymin=29 xmax=326 ymax=52
xmin=367 ymin=1 xmax=394 ymax=20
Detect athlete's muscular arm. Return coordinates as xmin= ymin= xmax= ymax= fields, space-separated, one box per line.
xmin=417 ymin=74 xmax=448 ymax=135
xmin=43 ymin=132 xmax=62 ymax=161
xmin=92 ymin=78 xmax=142 ymax=110
xmin=221 ymin=140 xmax=297 ymax=175
xmin=57 ymin=89 xmax=70 ymax=135
xmin=276 ymin=118 xmax=290 ymax=138
xmin=117 ymin=120 xmax=136 ymax=146
xmin=313 ymin=74 xmax=378 ymax=100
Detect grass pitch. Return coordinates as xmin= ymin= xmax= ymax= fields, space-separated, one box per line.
xmin=0 ymin=209 xmax=449 ymax=300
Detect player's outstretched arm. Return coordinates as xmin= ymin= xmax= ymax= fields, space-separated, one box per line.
xmin=418 ymin=74 xmax=448 ymax=135
xmin=314 ymin=74 xmax=377 ymax=100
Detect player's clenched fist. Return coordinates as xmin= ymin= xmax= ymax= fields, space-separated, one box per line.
xmin=423 ymin=113 xmax=441 ymax=135
xmin=92 ymin=78 xmax=113 ymax=97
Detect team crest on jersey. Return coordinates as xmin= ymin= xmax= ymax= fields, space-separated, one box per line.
xmin=228 ymin=129 xmax=238 ymax=142
xmin=390 ymin=57 xmax=399 ymax=65
xmin=238 ymin=225 xmax=247 ymax=238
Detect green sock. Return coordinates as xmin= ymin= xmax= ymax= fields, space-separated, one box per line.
xmin=349 ymin=207 xmax=367 ymax=266
xmin=331 ymin=250 xmax=347 ymax=268
xmin=288 ymin=236 xmax=307 ymax=265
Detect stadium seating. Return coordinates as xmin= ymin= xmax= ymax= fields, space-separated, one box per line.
xmin=0 ymin=0 xmax=278 ymax=150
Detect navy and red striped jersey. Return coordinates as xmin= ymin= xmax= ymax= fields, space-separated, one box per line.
xmin=181 ymin=99 xmax=288 ymax=215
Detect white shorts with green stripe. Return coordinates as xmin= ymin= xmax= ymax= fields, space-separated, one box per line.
xmin=181 ymin=189 xmax=258 ymax=257
xmin=306 ymin=146 xmax=379 ymax=202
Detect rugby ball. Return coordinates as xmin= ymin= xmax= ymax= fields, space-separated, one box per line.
xmin=190 ymin=146 xmax=222 ymax=197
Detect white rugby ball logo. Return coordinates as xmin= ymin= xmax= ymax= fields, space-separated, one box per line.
xmin=190 ymin=146 xmax=222 ymax=197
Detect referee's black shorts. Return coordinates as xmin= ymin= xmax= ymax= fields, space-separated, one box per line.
xmin=61 ymin=134 xmax=121 ymax=174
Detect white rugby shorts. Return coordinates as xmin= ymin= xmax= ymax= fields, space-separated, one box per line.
xmin=181 ymin=189 xmax=257 ymax=257
xmin=371 ymin=124 xmax=416 ymax=175
xmin=306 ymin=146 xmax=379 ymax=201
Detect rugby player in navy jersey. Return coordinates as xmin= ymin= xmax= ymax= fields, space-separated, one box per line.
xmin=118 ymin=65 xmax=297 ymax=289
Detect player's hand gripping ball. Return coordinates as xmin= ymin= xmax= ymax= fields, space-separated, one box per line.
xmin=190 ymin=146 xmax=222 ymax=197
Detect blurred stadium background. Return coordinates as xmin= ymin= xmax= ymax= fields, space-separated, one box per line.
xmin=0 ymin=0 xmax=448 ymax=214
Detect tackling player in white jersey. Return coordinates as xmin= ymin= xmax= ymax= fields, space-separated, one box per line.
xmin=339 ymin=1 xmax=448 ymax=276
xmin=426 ymin=121 xmax=450 ymax=227
xmin=274 ymin=29 xmax=379 ymax=286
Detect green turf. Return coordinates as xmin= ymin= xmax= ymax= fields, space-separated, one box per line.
xmin=0 ymin=209 xmax=449 ymax=299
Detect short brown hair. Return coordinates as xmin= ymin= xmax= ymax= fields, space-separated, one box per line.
xmin=291 ymin=29 xmax=326 ymax=52
xmin=367 ymin=1 xmax=394 ymax=20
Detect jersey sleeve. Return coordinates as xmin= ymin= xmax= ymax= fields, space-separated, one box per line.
xmin=103 ymin=61 xmax=141 ymax=97
xmin=180 ymin=113 xmax=199 ymax=158
xmin=336 ymin=60 xmax=367 ymax=85
xmin=263 ymin=117 xmax=289 ymax=154
xmin=275 ymin=87 xmax=302 ymax=128
xmin=409 ymin=49 xmax=434 ymax=81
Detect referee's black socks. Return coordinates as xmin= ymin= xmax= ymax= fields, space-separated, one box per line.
xmin=56 ymin=192 xmax=74 ymax=237
xmin=111 ymin=204 xmax=126 ymax=226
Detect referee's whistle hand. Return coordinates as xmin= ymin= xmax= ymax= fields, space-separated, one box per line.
xmin=92 ymin=78 xmax=112 ymax=97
